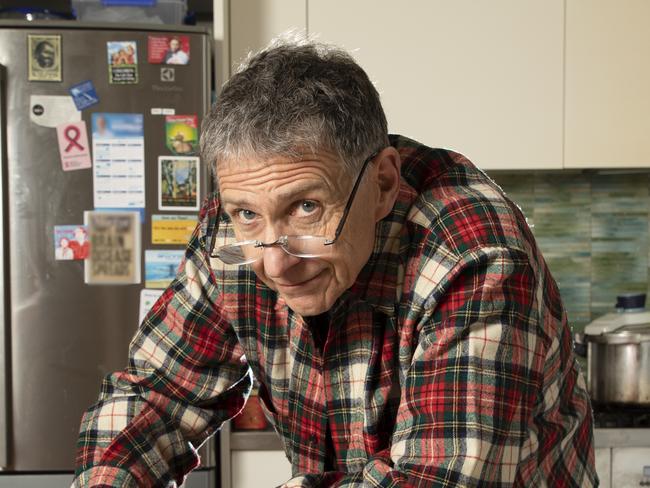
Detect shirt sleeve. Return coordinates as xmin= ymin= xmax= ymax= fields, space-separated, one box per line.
xmin=278 ymin=246 xmax=596 ymax=487
xmin=71 ymin=199 xmax=253 ymax=487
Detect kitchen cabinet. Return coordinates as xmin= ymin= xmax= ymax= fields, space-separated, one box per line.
xmin=307 ymin=0 xmax=564 ymax=170
xmin=594 ymin=448 xmax=611 ymax=488
xmin=224 ymin=1 xmax=650 ymax=170
xmin=226 ymin=0 xmax=564 ymax=170
xmin=565 ymin=0 xmax=650 ymax=168
xmin=611 ymin=448 xmax=650 ymax=487
xmin=228 ymin=0 xmax=306 ymax=73
xmin=219 ymin=422 xmax=291 ymax=488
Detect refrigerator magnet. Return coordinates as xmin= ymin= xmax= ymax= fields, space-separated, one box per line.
xmin=107 ymin=41 xmax=138 ymax=84
xmin=165 ymin=115 xmax=197 ymax=155
xmin=54 ymin=225 xmax=89 ymax=261
xmin=147 ymin=35 xmax=190 ymax=65
xmin=84 ymin=210 xmax=141 ymax=285
xmin=158 ymin=156 xmax=200 ymax=212
xmin=56 ymin=121 xmax=92 ymax=171
xmin=69 ymin=80 xmax=99 ymax=111
xmin=151 ymin=214 xmax=196 ymax=245
xmin=91 ymin=113 xmax=145 ymax=210
xmin=30 ymin=95 xmax=80 ymax=128
xmin=138 ymin=288 xmax=164 ymax=326
xmin=28 ymin=34 xmax=62 ymax=82
xmin=144 ymin=250 xmax=185 ymax=289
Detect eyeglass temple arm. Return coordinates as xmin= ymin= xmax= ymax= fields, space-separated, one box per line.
xmin=208 ymin=197 xmax=223 ymax=257
xmin=327 ymin=150 xmax=379 ymax=245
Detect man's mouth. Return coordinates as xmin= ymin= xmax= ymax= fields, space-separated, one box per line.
xmin=275 ymin=270 xmax=325 ymax=290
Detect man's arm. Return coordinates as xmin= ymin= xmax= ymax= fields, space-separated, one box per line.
xmin=279 ymin=246 xmax=595 ymax=487
xmin=72 ymin=200 xmax=253 ymax=487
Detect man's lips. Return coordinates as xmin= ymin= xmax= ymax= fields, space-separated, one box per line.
xmin=274 ymin=269 xmax=326 ymax=289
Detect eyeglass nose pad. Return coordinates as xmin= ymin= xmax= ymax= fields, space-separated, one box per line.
xmin=261 ymin=240 xmax=301 ymax=277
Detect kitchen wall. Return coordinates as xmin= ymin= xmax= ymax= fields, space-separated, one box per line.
xmin=489 ymin=170 xmax=650 ymax=333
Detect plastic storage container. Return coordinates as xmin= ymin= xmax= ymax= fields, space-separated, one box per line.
xmin=72 ymin=0 xmax=187 ymax=25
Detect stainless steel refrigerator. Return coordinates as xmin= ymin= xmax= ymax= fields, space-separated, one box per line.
xmin=0 ymin=21 xmax=214 ymax=486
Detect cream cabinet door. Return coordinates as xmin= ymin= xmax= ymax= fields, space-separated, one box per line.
xmin=565 ymin=0 xmax=650 ymax=168
xmin=228 ymin=0 xmax=307 ymax=71
xmin=307 ymin=0 xmax=564 ymax=170
xmin=231 ymin=450 xmax=292 ymax=488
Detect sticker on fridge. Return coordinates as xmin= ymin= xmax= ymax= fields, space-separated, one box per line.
xmin=69 ymin=80 xmax=100 ymax=111
xmin=92 ymin=113 xmax=145 ymax=209
xmin=107 ymin=41 xmax=138 ymax=84
xmin=56 ymin=121 xmax=92 ymax=171
xmin=84 ymin=210 xmax=141 ymax=285
xmin=28 ymin=34 xmax=61 ymax=82
xmin=144 ymin=250 xmax=184 ymax=289
xmin=158 ymin=156 xmax=200 ymax=212
xmin=147 ymin=35 xmax=190 ymax=65
xmin=30 ymin=95 xmax=80 ymax=128
xmin=53 ymin=225 xmax=89 ymax=260
xmin=139 ymin=288 xmax=164 ymax=326
xmin=151 ymin=214 xmax=196 ymax=245
xmin=165 ymin=115 xmax=198 ymax=155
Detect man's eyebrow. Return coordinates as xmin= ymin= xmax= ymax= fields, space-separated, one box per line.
xmin=221 ymin=182 xmax=330 ymax=208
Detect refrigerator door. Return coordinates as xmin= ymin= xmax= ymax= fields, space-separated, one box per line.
xmin=0 ymin=22 xmax=211 ymax=471
xmin=0 ymin=63 xmax=8 ymax=470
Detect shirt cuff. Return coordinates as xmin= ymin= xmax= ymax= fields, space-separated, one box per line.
xmin=71 ymin=466 xmax=137 ymax=487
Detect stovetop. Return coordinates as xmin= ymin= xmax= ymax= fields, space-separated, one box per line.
xmin=592 ymin=403 xmax=650 ymax=429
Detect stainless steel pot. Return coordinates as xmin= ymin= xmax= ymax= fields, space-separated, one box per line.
xmin=578 ymin=293 xmax=650 ymax=406
xmin=586 ymin=323 xmax=650 ymax=405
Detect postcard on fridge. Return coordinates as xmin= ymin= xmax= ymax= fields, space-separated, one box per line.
xmin=84 ymin=210 xmax=141 ymax=285
xmin=151 ymin=214 xmax=196 ymax=245
xmin=147 ymin=35 xmax=190 ymax=65
xmin=144 ymin=250 xmax=184 ymax=289
xmin=158 ymin=156 xmax=200 ymax=212
xmin=53 ymin=225 xmax=89 ymax=261
xmin=92 ymin=113 xmax=145 ymax=209
xmin=165 ymin=114 xmax=198 ymax=155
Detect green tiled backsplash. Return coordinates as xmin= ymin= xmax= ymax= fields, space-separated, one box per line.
xmin=488 ymin=170 xmax=650 ymax=334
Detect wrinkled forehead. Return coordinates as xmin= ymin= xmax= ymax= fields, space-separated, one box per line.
xmin=215 ymin=148 xmax=348 ymax=183
xmin=215 ymin=150 xmax=352 ymax=201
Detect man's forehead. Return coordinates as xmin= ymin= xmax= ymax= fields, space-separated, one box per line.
xmin=216 ymin=151 xmax=349 ymax=199
xmin=215 ymin=147 xmax=340 ymax=169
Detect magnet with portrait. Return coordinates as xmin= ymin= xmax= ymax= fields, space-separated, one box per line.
xmin=28 ymin=34 xmax=62 ymax=82
xmin=107 ymin=41 xmax=138 ymax=84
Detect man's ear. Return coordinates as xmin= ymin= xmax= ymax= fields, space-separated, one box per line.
xmin=373 ymin=146 xmax=401 ymax=221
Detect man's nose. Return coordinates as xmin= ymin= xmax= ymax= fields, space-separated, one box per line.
xmin=262 ymin=243 xmax=301 ymax=278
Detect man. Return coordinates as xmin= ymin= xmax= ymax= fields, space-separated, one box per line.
xmin=73 ymin=39 xmax=597 ymax=487
xmin=164 ymin=37 xmax=189 ymax=65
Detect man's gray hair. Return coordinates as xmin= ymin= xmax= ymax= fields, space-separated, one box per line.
xmin=200 ymin=36 xmax=389 ymax=176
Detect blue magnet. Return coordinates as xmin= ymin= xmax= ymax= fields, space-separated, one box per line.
xmin=69 ymin=80 xmax=99 ymax=111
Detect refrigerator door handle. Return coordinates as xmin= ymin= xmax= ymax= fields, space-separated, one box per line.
xmin=0 ymin=62 xmax=8 ymax=469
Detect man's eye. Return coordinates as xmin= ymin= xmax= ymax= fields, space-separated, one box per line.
xmin=299 ymin=200 xmax=318 ymax=215
xmin=236 ymin=209 xmax=257 ymax=222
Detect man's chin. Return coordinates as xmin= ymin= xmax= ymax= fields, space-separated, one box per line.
xmin=282 ymin=294 xmax=334 ymax=317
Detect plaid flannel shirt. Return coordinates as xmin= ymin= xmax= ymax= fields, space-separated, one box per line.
xmin=73 ymin=135 xmax=598 ymax=487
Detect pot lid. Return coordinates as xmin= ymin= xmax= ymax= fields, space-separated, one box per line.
xmin=585 ymin=322 xmax=650 ymax=344
xmin=584 ymin=309 xmax=650 ymax=335
xmin=584 ymin=293 xmax=650 ymax=336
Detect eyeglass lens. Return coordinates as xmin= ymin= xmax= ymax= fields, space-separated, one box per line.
xmin=217 ymin=235 xmax=332 ymax=265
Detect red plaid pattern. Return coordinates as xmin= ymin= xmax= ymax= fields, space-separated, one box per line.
xmin=72 ymin=135 xmax=597 ymax=487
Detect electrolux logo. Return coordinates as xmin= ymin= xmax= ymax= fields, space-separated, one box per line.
xmin=152 ymin=84 xmax=183 ymax=92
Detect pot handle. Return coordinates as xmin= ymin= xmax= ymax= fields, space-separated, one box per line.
xmin=573 ymin=332 xmax=587 ymax=358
